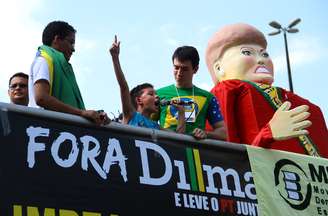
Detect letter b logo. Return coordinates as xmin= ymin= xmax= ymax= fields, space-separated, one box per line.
xmin=282 ymin=170 xmax=303 ymax=201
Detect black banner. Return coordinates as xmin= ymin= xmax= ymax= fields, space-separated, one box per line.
xmin=0 ymin=110 xmax=257 ymax=216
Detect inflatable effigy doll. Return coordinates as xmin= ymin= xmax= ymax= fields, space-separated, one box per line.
xmin=205 ymin=23 xmax=328 ymax=158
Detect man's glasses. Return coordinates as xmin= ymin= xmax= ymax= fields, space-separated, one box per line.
xmin=64 ymin=38 xmax=75 ymax=47
xmin=9 ymin=83 xmax=27 ymax=90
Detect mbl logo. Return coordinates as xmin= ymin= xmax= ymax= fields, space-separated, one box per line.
xmin=281 ymin=170 xmax=303 ymax=201
xmin=274 ymin=159 xmax=312 ymax=210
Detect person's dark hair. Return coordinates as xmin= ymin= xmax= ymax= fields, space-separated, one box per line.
xmin=42 ymin=21 xmax=76 ymax=46
xmin=130 ymin=83 xmax=154 ymax=109
xmin=172 ymin=46 xmax=200 ymax=69
xmin=9 ymin=72 xmax=28 ymax=86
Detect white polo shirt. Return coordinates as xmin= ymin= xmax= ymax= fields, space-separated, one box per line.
xmin=28 ymin=56 xmax=50 ymax=108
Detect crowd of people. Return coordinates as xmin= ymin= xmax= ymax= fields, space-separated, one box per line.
xmin=6 ymin=20 xmax=327 ymax=158
xmin=8 ymin=20 xmax=226 ymax=141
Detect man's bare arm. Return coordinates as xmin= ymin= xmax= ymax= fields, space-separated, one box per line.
xmin=174 ymin=102 xmax=186 ymax=133
xmin=34 ymin=80 xmax=103 ymax=124
xmin=206 ymin=121 xmax=226 ymax=140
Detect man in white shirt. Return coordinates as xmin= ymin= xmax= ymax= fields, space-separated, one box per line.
xmin=29 ymin=21 xmax=108 ymax=125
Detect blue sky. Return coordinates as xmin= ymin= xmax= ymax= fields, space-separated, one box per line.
xmin=0 ymin=0 xmax=327 ymax=122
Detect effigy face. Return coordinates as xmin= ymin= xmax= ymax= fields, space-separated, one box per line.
xmin=206 ymin=23 xmax=269 ymax=85
xmin=217 ymin=43 xmax=274 ymax=85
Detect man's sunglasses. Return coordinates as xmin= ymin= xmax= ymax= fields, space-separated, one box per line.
xmin=9 ymin=83 xmax=27 ymax=90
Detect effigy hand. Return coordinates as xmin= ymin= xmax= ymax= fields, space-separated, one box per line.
xmin=269 ymin=101 xmax=312 ymax=140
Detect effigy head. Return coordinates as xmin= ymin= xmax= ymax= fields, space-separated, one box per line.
xmin=206 ymin=23 xmax=274 ymax=85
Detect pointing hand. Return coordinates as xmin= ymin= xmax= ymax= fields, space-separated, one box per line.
xmin=109 ymin=35 xmax=120 ymax=57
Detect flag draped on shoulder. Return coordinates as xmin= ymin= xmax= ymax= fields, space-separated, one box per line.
xmin=37 ymin=45 xmax=85 ymax=110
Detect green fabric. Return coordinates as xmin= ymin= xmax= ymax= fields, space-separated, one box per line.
xmin=186 ymin=148 xmax=198 ymax=191
xmin=156 ymin=84 xmax=213 ymax=134
xmin=39 ymin=45 xmax=85 ymax=110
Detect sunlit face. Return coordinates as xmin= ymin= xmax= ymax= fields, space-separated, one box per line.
xmin=53 ymin=32 xmax=75 ymax=61
xmin=218 ymin=44 xmax=274 ymax=85
xmin=137 ymin=87 xmax=159 ymax=113
xmin=173 ymin=58 xmax=198 ymax=88
xmin=8 ymin=76 xmax=29 ymax=105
